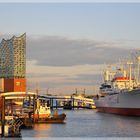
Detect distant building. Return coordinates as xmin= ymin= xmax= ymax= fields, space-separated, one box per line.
xmin=0 ymin=33 xmax=26 ymax=92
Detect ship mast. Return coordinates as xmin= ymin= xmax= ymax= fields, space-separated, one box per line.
xmin=137 ymin=56 xmax=140 ymax=86
xmin=104 ymin=70 xmax=109 ymax=82
xmin=127 ymin=61 xmax=133 ymax=90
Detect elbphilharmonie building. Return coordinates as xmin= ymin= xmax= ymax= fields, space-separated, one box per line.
xmin=0 ymin=33 xmax=26 ymax=92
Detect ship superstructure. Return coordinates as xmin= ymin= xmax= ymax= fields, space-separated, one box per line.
xmin=95 ymin=54 xmax=140 ymax=116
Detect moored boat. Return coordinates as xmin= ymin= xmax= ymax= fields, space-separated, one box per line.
xmin=95 ymin=88 xmax=140 ymax=116
xmin=36 ymin=112 xmax=66 ymax=123
xmin=95 ymin=56 xmax=140 ymax=116
xmin=33 ymin=99 xmax=66 ymax=123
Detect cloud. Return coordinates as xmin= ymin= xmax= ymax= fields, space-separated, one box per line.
xmin=27 ymin=35 xmax=131 ymax=66
xmin=26 ymin=60 xmax=102 ymax=94
xmin=27 ymin=60 xmax=102 ymax=84
xmin=26 ymin=60 xmax=101 ymax=75
xmin=25 ymin=35 xmax=135 ymax=94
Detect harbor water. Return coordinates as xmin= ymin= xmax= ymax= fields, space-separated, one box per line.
xmin=21 ymin=109 xmax=140 ymax=138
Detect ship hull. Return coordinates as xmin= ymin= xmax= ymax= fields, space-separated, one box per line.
xmin=97 ymin=107 xmax=140 ymax=116
xmin=35 ymin=113 xmax=66 ymax=123
xmin=95 ymin=88 xmax=140 ymax=116
xmin=33 ymin=114 xmax=50 ymax=119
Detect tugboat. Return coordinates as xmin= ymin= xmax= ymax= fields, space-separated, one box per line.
xmin=36 ymin=109 xmax=66 ymax=123
xmin=33 ymin=99 xmax=66 ymax=123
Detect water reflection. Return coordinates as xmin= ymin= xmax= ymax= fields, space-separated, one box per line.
xmin=34 ymin=124 xmax=52 ymax=137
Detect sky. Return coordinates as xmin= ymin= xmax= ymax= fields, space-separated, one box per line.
xmin=0 ymin=3 xmax=140 ymax=95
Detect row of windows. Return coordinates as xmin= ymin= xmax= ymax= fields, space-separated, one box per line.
xmin=0 ymin=35 xmax=26 ymax=78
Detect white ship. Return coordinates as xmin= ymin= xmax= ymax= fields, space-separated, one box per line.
xmin=95 ymin=56 xmax=140 ymax=116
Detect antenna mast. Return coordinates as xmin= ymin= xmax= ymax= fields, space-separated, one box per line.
xmin=137 ymin=56 xmax=140 ymax=86
xmin=127 ymin=61 xmax=133 ymax=90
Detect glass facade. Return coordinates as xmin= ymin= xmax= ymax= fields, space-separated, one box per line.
xmin=0 ymin=33 xmax=26 ymax=78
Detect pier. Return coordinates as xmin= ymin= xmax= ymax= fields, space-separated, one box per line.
xmin=0 ymin=92 xmax=37 ymax=137
xmin=38 ymin=95 xmax=96 ymax=110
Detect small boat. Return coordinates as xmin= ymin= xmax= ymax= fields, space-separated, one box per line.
xmin=63 ymin=105 xmax=72 ymax=110
xmin=33 ymin=99 xmax=66 ymax=123
xmin=36 ymin=111 xmax=66 ymax=123
xmin=63 ymin=100 xmax=73 ymax=110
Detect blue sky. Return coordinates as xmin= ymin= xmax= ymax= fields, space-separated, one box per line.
xmin=0 ymin=3 xmax=140 ymax=94
xmin=0 ymin=3 xmax=140 ymax=41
